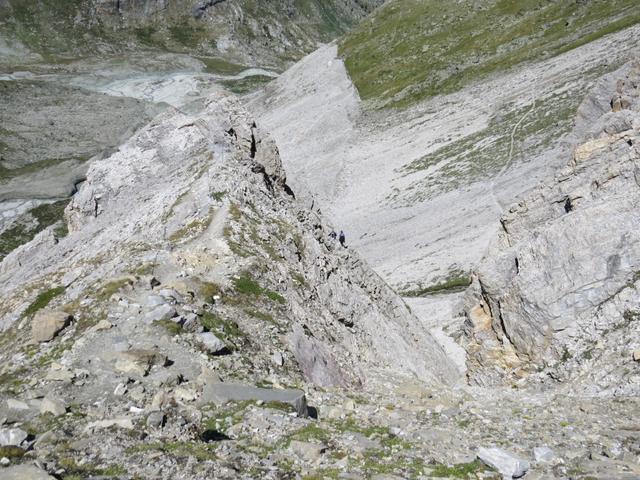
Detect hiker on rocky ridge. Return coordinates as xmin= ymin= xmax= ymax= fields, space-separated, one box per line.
xmin=339 ymin=230 xmax=346 ymax=248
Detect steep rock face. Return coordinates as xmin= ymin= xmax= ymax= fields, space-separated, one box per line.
xmin=463 ymin=62 xmax=640 ymax=395
xmin=0 ymin=90 xmax=457 ymax=390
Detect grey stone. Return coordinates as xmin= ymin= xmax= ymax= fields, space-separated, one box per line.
xmin=114 ymin=349 xmax=169 ymax=377
xmin=144 ymin=304 xmax=176 ymax=323
xmin=147 ymin=295 xmax=166 ymax=307
xmin=158 ymin=289 xmax=184 ymax=302
xmin=5 ymin=399 xmax=30 ymax=411
xmin=200 ymin=382 xmax=308 ymax=417
xmin=478 ymin=447 xmax=529 ymax=479
xmin=1 ymin=465 xmax=55 ymax=479
xmin=271 ymin=351 xmax=284 ymax=366
xmin=83 ymin=417 xmax=134 ymax=433
xmin=40 ymin=396 xmax=66 ymax=416
xmin=31 ymin=310 xmax=71 ymax=343
xmin=533 ymin=446 xmax=555 ymax=462
xmin=198 ymin=332 xmax=226 ymax=354
xmin=0 ymin=428 xmax=27 ymax=446
xmin=289 ymin=440 xmax=325 ymax=462
xmin=146 ymin=411 xmax=166 ymax=429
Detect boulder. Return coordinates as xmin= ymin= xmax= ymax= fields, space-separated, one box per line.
xmin=144 ymin=304 xmax=176 ymax=323
xmin=198 ymin=332 xmax=227 ymax=354
xmin=5 ymin=399 xmax=30 ymax=411
xmin=289 ymin=440 xmax=325 ymax=462
xmin=1 ymin=465 xmax=56 ymax=479
xmin=31 ymin=310 xmax=71 ymax=343
xmin=146 ymin=411 xmax=166 ymax=429
xmin=114 ymin=349 xmax=169 ymax=377
xmin=83 ymin=417 xmax=134 ymax=433
xmin=478 ymin=447 xmax=529 ymax=479
xmin=533 ymin=446 xmax=555 ymax=463
xmin=88 ymin=319 xmax=113 ymax=333
xmin=0 ymin=428 xmax=27 ymax=446
xmin=40 ymin=396 xmax=66 ymax=416
xmin=200 ymin=382 xmax=308 ymax=417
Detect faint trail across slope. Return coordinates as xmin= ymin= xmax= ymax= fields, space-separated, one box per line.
xmin=489 ymin=100 xmax=537 ymax=214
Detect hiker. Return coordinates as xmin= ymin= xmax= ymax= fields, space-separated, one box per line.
xmin=339 ymin=230 xmax=346 ymax=247
xmin=329 ymin=230 xmax=337 ymax=240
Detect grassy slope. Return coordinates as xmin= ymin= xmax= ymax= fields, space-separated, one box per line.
xmin=340 ymin=0 xmax=640 ymax=108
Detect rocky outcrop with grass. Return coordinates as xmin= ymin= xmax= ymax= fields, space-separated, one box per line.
xmin=463 ymin=62 xmax=640 ymax=394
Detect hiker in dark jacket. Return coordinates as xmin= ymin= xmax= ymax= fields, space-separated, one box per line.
xmin=339 ymin=230 xmax=346 ymax=247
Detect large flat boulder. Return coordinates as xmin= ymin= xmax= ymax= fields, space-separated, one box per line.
xmin=31 ymin=310 xmax=71 ymax=343
xmin=1 ymin=465 xmax=55 ymax=480
xmin=200 ymin=382 xmax=308 ymax=417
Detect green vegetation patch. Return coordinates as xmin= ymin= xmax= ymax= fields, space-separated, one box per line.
xmin=200 ymin=312 xmax=244 ymax=347
xmin=221 ymin=75 xmax=274 ymax=95
xmin=232 ymin=275 xmax=286 ymax=305
xmin=431 ymin=459 xmax=486 ymax=478
xmin=24 ymin=286 xmax=66 ymax=317
xmin=340 ymin=0 xmax=640 ymax=108
xmin=96 ymin=278 xmax=133 ymax=302
xmin=402 ymin=272 xmax=471 ymax=297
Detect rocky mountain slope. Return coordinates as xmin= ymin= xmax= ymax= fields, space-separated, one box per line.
xmin=0 ymin=0 xmax=382 ymax=68
xmin=1 ymin=2 xmax=640 ymax=479
xmin=0 ymin=0 xmax=383 ymax=265
xmin=0 ymin=89 xmax=477 ymax=479
xmin=464 ymin=62 xmax=640 ymax=395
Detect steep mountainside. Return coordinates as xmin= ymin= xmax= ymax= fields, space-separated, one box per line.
xmin=340 ymin=0 xmax=640 ymax=108
xmin=0 ymin=0 xmax=382 ymax=68
xmin=0 ymin=0 xmax=383 ymax=266
xmin=249 ymin=3 xmax=640 ymax=299
xmin=464 ymin=62 xmax=640 ymax=394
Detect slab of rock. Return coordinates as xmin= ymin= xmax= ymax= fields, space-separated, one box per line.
xmin=83 ymin=417 xmax=134 ymax=433
xmin=200 ymin=382 xmax=308 ymax=417
xmin=478 ymin=447 xmax=529 ymax=478
xmin=114 ymin=349 xmax=169 ymax=377
xmin=88 ymin=319 xmax=113 ymax=333
xmin=40 ymin=396 xmax=66 ymax=416
xmin=198 ymin=332 xmax=227 ymax=354
xmin=158 ymin=289 xmax=184 ymax=302
xmin=1 ymin=465 xmax=55 ymax=479
xmin=289 ymin=440 xmax=325 ymax=462
xmin=633 ymin=349 xmax=640 ymax=362
xmin=5 ymin=399 xmax=30 ymax=411
xmin=144 ymin=304 xmax=176 ymax=323
xmin=0 ymin=427 xmax=27 ymax=446
xmin=31 ymin=310 xmax=71 ymax=342
xmin=533 ymin=446 xmax=555 ymax=462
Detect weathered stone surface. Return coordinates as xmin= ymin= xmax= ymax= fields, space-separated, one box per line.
xmin=464 ymin=63 xmax=640 ymax=393
xmin=478 ymin=447 xmax=529 ymax=478
xmin=40 ymin=396 xmax=66 ymax=417
xmin=31 ymin=310 xmax=71 ymax=343
xmin=144 ymin=304 xmax=176 ymax=323
xmin=197 ymin=332 xmax=226 ymax=354
xmin=5 ymin=399 xmax=30 ymax=411
xmin=0 ymin=428 xmax=27 ymax=446
xmin=146 ymin=411 xmax=166 ymax=429
xmin=533 ymin=446 xmax=555 ymax=463
xmin=83 ymin=417 xmax=134 ymax=433
xmin=88 ymin=319 xmax=113 ymax=332
xmin=289 ymin=440 xmax=325 ymax=462
xmin=200 ymin=382 xmax=308 ymax=417
xmin=1 ymin=465 xmax=55 ymax=479
xmin=114 ymin=349 xmax=169 ymax=377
